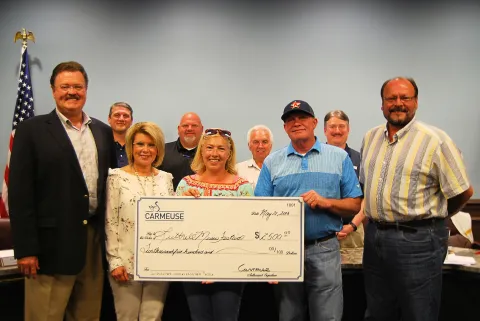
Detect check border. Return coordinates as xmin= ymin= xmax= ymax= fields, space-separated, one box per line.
xmin=134 ymin=197 xmax=304 ymax=282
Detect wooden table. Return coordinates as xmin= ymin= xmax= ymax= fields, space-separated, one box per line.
xmin=1 ymin=247 xmax=479 ymax=321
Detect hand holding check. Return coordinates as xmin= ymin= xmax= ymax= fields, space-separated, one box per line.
xmin=301 ymin=190 xmax=332 ymax=210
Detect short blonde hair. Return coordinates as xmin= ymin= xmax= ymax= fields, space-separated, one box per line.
xmin=191 ymin=133 xmax=237 ymax=175
xmin=125 ymin=122 xmax=165 ymax=167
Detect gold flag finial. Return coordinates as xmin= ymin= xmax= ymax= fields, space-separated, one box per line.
xmin=14 ymin=28 xmax=35 ymax=45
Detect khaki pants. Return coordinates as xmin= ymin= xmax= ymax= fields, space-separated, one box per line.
xmin=340 ymin=222 xmax=365 ymax=248
xmin=109 ymin=275 xmax=169 ymax=321
xmin=24 ymin=225 xmax=104 ymax=321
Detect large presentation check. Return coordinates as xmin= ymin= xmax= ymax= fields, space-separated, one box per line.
xmin=134 ymin=197 xmax=304 ymax=282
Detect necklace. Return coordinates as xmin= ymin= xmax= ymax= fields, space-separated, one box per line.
xmin=133 ymin=166 xmax=156 ymax=196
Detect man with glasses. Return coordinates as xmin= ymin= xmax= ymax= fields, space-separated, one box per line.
xmin=8 ymin=61 xmax=117 ymax=320
xmin=324 ymin=110 xmax=360 ymax=177
xmin=360 ymin=77 xmax=473 ymax=321
xmin=236 ymin=124 xmax=273 ymax=189
xmin=108 ymin=102 xmax=133 ymax=167
xmin=159 ymin=112 xmax=203 ymax=189
xmin=324 ymin=110 xmax=365 ymax=248
xmin=255 ymin=100 xmax=362 ymax=321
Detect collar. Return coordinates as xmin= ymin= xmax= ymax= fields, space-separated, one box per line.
xmin=344 ymin=143 xmax=353 ymax=157
xmin=325 ymin=141 xmax=350 ymax=153
xmin=287 ymin=137 xmax=321 ymax=156
xmin=383 ymin=116 xmax=417 ymax=142
xmin=55 ymin=108 xmax=91 ymax=129
xmin=175 ymin=138 xmax=197 ymax=154
xmin=246 ymin=158 xmax=261 ymax=170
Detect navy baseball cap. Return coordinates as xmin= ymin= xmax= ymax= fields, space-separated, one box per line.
xmin=281 ymin=100 xmax=316 ymax=121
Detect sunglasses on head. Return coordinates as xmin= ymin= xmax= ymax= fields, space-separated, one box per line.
xmin=204 ymin=128 xmax=232 ymax=138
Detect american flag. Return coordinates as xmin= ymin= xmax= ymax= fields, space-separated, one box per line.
xmin=0 ymin=45 xmax=35 ymax=218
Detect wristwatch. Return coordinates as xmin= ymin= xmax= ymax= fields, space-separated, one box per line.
xmin=348 ymin=222 xmax=358 ymax=232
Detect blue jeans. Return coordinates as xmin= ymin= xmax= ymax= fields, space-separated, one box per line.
xmin=363 ymin=219 xmax=448 ymax=321
xmin=183 ymin=282 xmax=244 ymax=321
xmin=274 ymin=237 xmax=343 ymax=321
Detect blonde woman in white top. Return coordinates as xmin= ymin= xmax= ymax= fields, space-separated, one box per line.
xmin=106 ymin=122 xmax=173 ymax=321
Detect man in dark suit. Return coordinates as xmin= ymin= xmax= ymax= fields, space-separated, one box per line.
xmin=8 ymin=61 xmax=116 ymax=321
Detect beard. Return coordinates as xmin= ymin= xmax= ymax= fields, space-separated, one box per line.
xmin=183 ymin=136 xmax=197 ymax=144
xmin=386 ymin=107 xmax=413 ymax=127
xmin=387 ymin=116 xmax=410 ymax=127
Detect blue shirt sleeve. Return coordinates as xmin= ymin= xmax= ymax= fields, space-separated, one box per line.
xmin=254 ymin=164 xmax=274 ymax=196
xmin=341 ymin=156 xmax=363 ymax=199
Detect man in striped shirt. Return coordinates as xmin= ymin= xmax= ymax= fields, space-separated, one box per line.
xmin=255 ymin=100 xmax=362 ymax=321
xmin=360 ymin=77 xmax=473 ymax=321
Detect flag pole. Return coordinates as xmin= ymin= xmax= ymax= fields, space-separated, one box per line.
xmin=0 ymin=29 xmax=36 ymax=218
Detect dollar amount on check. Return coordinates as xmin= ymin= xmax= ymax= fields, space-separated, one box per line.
xmin=134 ymin=197 xmax=304 ymax=282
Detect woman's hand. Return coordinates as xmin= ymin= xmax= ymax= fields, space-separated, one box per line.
xmin=111 ymin=266 xmax=129 ymax=283
xmin=336 ymin=224 xmax=354 ymax=240
xmin=183 ymin=188 xmax=201 ymax=198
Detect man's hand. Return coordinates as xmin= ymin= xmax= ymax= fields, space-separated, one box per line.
xmin=111 ymin=266 xmax=129 ymax=283
xmin=337 ymin=224 xmax=354 ymax=240
xmin=183 ymin=188 xmax=201 ymax=198
xmin=301 ymin=190 xmax=332 ymax=210
xmin=17 ymin=256 xmax=39 ymax=279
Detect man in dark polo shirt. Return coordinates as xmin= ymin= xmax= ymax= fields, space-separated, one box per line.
xmin=323 ymin=110 xmax=364 ymax=248
xmin=324 ymin=110 xmax=360 ymax=176
xmin=107 ymin=102 xmax=133 ymax=168
xmin=159 ymin=112 xmax=203 ymax=188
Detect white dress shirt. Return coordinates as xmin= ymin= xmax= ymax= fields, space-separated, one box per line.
xmin=56 ymin=109 xmax=98 ymax=213
xmin=236 ymin=158 xmax=261 ymax=190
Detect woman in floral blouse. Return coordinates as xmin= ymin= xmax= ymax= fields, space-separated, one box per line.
xmin=106 ymin=122 xmax=173 ymax=321
xmin=176 ymin=128 xmax=254 ymax=321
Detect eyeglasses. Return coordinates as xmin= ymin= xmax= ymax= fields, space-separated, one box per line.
xmin=383 ymin=96 xmax=415 ymax=103
xmin=327 ymin=124 xmax=348 ymax=130
xmin=204 ymin=128 xmax=232 ymax=138
xmin=133 ymin=142 xmax=156 ymax=150
xmin=56 ymin=84 xmax=86 ymax=92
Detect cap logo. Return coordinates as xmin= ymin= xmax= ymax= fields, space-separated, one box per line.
xmin=290 ymin=101 xmax=301 ymax=109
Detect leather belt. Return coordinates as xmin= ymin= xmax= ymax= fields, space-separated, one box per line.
xmin=369 ymin=218 xmax=444 ymax=232
xmin=305 ymin=233 xmax=336 ymax=246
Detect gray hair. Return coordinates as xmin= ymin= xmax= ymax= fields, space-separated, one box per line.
xmin=247 ymin=125 xmax=273 ymax=144
xmin=324 ymin=110 xmax=350 ymax=127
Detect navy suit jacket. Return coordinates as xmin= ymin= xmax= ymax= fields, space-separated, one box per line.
xmin=8 ymin=110 xmax=116 ymax=275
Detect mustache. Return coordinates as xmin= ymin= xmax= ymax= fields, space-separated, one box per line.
xmin=66 ymin=94 xmax=80 ymax=100
xmin=389 ymin=106 xmax=407 ymax=113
